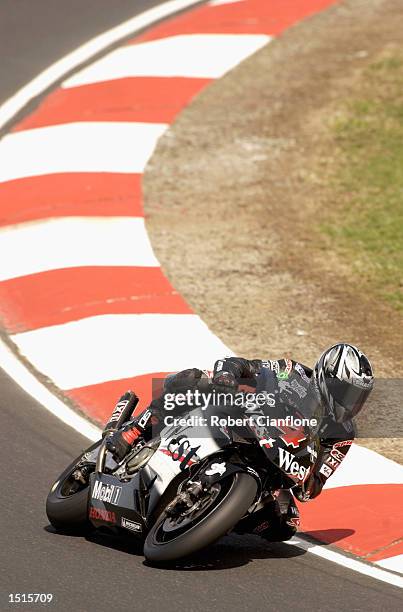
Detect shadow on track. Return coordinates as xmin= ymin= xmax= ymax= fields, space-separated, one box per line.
xmin=44 ymin=524 xmax=355 ymax=571
xmin=301 ymin=529 xmax=355 ymax=545
xmin=43 ymin=526 xmax=311 ymax=571
xmin=142 ymin=535 xmax=307 ymax=571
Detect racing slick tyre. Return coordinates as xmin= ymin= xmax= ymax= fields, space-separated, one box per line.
xmin=46 ymin=443 xmax=99 ymax=532
xmin=144 ymin=472 xmax=257 ymax=563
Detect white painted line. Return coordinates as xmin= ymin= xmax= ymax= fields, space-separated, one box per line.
xmin=0 ymin=336 xmax=101 ymax=441
xmin=63 ymin=34 xmax=270 ymax=86
xmin=209 ymin=0 xmax=245 ymax=5
xmin=375 ymin=555 xmax=403 ymax=575
xmin=0 ymin=0 xmax=202 ymax=130
xmin=12 ymin=313 xmax=233 ymax=389
xmin=323 ymin=443 xmax=403 ymax=488
xmin=0 ymin=122 xmax=167 ymax=182
xmin=0 ymin=217 xmax=159 ymax=281
xmin=286 ymin=537 xmax=403 ymax=589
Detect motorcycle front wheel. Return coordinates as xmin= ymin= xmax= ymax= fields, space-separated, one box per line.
xmin=144 ymin=471 xmax=257 ymax=563
xmin=46 ymin=441 xmax=100 ymax=532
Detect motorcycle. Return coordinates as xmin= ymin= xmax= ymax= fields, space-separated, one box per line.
xmin=46 ymin=368 xmax=319 ymax=563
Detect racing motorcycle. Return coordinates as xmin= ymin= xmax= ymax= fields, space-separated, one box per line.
xmin=46 ymin=369 xmax=320 ymax=563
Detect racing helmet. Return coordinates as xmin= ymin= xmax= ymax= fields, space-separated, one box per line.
xmin=312 ymin=343 xmax=374 ymax=422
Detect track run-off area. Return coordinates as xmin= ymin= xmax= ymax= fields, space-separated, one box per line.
xmin=0 ymin=1 xmax=402 ymax=609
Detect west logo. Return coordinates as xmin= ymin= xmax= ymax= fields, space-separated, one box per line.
xmin=92 ymin=481 xmax=122 ymax=505
xmin=278 ymin=447 xmax=307 ymax=481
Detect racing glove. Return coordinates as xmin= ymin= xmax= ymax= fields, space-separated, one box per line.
xmin=212 ymin=370 xmax=238 ymax=392
xmin=293 ymin=483 xmax=312 ymax=503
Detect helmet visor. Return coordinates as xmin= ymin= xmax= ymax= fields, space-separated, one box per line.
xmin=326 ymin=378 xmax=373 ymax=418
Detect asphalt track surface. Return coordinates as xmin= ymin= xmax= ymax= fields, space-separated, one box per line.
xmin=0 ymin=1 xmax=402 ymax=611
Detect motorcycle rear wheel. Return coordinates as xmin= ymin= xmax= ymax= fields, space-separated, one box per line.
xmin=144 ymin=471 xmax=257 ymax=563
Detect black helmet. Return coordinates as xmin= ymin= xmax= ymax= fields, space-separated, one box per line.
xmin=312 ymin=343 xmax=374 ymax=422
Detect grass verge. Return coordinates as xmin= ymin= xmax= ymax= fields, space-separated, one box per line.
xmin=323 ymin=50 xmax=403 ymax=310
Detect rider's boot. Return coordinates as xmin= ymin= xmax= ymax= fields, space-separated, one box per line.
xmin=233 ymin=490 xmax=300 ymax=542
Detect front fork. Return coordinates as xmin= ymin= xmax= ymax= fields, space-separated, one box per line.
xmin=168 ymin=454 xmax=262 ymax=515
xmin=96 ymin=391 xmax=140 ymax=474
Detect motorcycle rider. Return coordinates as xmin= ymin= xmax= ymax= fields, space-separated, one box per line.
xmin=106 ymin=343 xmax=374 ymax=542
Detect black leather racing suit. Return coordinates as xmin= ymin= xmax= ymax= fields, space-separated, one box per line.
xmin=211 ymin=357 xmax=355 ymax=541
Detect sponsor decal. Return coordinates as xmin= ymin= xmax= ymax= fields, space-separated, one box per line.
xmin=330 ymin=447 xmax=345 ymax=463
xmin=295 ymin=363 xmax=310 ymax=383
xmin=290 ymin=378 xmax=307 ymax=399
xmin=137 ymin=408 xmax=152 ymax=429
xmin=285 ymin=359 xmax=293 ymax=375
xmin=121 ymin=517 xmax=142 ymax=533
xmin=92 ymin=480 xmax=122 ymax=505
xmin=278 ymin=447 xmax=307 ymax=481
xmin=278 ymin=380 xmax=293 ymax=396
xmin=259 ymin=437 xmax=276 ymax=449
xmin=278 ymin=377 xmax=307 ymax=398
xmin=319 ymin=464 xmax=333 ymax=478
xmin=248 ymin=419 xmax=275 ymax=449
xmin=333 ymin=439 xmax=353 ymax=449
xmin=286 ymin=517 xmax=300 ymax=528
xmin=270 ymin=360 xmax=280 ymax=374
xmin=261 ymin=360 xmax=271 ymax=369
xmin=109 ymin=399 xmax=129 ymax=423
xmin=89 ymin=507 xmax=116 ymax=523
xmin=325 ymin=456 xmax=340 ymax=470
xmin=205 ymin=462 xmax=227 ymax=476
xmin=278 ymin=423 xmax=306 ymax=449
xmin=216 ymin=361 xmax=223 ymax=372
xmin=165 ymin=436 xmax=201 ymax=471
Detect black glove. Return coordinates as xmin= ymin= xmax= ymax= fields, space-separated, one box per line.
xmin=293 ymin=484 xmax=311 ymax=503
xmin=164 ymin=368 xmax=204 ymax=393
xmin=212 ymin=371 xmax=238 ymax=393
xmin=293 ymin=472 xmax=322 ymax=502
